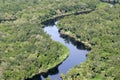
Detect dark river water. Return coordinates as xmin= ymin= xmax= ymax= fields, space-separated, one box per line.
xmin=41 ymin=22 xmax=88 ymax=80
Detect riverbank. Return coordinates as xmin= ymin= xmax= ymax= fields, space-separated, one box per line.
xmin=41 ymin=9 xmax=94 ymax=26
xmin=59 ymin=29 xmax=91 ymax=50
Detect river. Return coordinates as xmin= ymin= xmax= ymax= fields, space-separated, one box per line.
xmin=26 ymin=21 xmax=88 ymax=80
xmin=40 ymin=21 xmax=88 ymax=80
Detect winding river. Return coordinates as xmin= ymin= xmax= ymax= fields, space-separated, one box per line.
xmin=27 ymin=21 xmax=88 ymax=80
xmin=40 ymin=3 xmax=114 ymax=80
xmin=26 ymin=2 xmax=114 ymax=80
xmin=41 ymin=21 xmax=88 ymax=80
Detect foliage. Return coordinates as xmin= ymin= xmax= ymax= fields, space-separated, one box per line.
xmin=0 ymin=0 xmax=100 ymax=79
xmin=0 ymin=0 xmax=119 ymax=80
xmin=58 ymin=2 xmax=120 ymax=80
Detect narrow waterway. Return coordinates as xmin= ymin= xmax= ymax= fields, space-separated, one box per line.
xmin=41 ymin=22 xmax=88 ymax=80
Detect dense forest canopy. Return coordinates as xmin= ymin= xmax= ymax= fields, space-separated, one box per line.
xmin=0 ymin=0 xmax=120 ymax=80
xmin=58 ymin=2 xmax=120 ymax=80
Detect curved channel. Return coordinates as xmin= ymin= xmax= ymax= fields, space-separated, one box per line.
xmin=41 ymin=21 xmax=88 ymax=80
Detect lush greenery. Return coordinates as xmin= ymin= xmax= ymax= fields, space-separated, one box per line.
xmin=58 ymin=2 xmax=120 ymax=80
xmin=0 ymin=0 xmax=102 ymax=80
xmin=0 ymin=22 xmax=69 ymax=80
xmin=0 ymin=0 xmax=119 ymax=80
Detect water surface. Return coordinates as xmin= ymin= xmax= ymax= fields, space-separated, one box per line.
xmin=42 ymin=22 xmax=88 ymax=80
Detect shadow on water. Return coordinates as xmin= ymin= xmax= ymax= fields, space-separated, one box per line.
xmin=41 ymin=9 xmax=94 ymax=26
xmin=43 ymin=20 xmax=90 ymax=50
xmin=60 ymin=34 xmax=91 ymax=50
xmin=25 ymin=63 xmax=61 ymax=80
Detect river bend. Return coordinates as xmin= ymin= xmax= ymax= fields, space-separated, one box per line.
xmin=41 ymin=22 xmax=88 ymax=80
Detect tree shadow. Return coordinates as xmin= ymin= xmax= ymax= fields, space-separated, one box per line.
xmin=60 ymin=34 xmax=91 ymax=50
xmin=25 ymin=63 xmax=60 ymax=80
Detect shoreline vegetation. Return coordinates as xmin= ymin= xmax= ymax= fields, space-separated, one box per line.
xmin=0 ymin=0 xmax=119 ymax=80
xmin=41 ymin=9 xmax=94 ymax=26
xmin=59 ymin=29 xmax=92 ymax=50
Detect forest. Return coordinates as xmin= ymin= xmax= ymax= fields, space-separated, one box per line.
xmin=0 ymin=0 xmax=120 ymax=80
xmin=58 ymin=1 xmax=120 ymax=80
